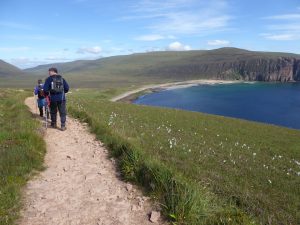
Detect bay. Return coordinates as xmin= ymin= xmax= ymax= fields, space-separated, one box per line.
xmin=134 ymin=82 xmax=300 ymax=130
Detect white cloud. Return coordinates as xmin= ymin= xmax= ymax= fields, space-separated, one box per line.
xmin=127 ymin=0 xmax=231 ymax=35
xmin=261 ymin=33 xmax=298 ymax=41
xmin=207 ymin=39 xmax=230 ymax=46
xmin=135 ymin=34 xmax=176 ymax=41
xmin=0 ymin=21 xmax=33 ymax=30
xmin=0 ymin=47 xmax=30 ymax=52
xmin=45 ymin=56 xmax=69 ymax=61
xmin=77 ymin=46 xmax=102 ymax=54
xmin=265 ymin=14 xmax=300 ymax=20
xmin=9 ymin=57 xmax=48 ymax=69
xmin=262 ymin=12 xmax=300 ymax=41
xmin=167 ymin=41 xmax=191 ymax=51
xmin=135 ymin=34 xmax=165 ymax=41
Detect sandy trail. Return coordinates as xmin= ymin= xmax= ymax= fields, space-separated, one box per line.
xmin=19 ymin=97 xmax=163 ymax=225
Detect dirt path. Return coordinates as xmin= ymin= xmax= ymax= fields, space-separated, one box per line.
xmin=19 ymin=97 xmax=164 ymax=225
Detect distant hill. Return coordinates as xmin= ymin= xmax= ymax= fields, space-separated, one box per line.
xmin=0 ymin=60 xmax=24 ymax=77
xmin=25 ymin=48 xmax=300 ymax=84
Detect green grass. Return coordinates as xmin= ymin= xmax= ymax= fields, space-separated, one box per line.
xmin=67 ymin=89 xmax=300 ymax=225
xmin=0 ymin=89 xmax=46 ymax=225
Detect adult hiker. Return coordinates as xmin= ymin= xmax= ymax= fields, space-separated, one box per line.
xmin=43 ymin=67 xmax=70 ymax=131
xmin=34 ymin=79 xmax=46 ymax=117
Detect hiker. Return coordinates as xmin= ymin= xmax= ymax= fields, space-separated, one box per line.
xmin=34 ymin=79 xmax=46 ymax=117
xmin=43 ymin=67 xmax=70 ymax=131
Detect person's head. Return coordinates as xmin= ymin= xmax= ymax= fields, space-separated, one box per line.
xmin=38 ymin=79 xmax=42 ymax=84
xmin=48 ymin=67 xmax=58 ymax=76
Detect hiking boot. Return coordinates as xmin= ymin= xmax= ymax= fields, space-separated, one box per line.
xmin=50 ymin=124 xmax=57 ymax=129
xmin=61 ymin=126 xmax=66 ymax=131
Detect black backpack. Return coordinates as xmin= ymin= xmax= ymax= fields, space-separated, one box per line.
xmin=50 ymin=75 xmax=64 ymax=94
xmin=37 ymin=84 xmax=44 ymax=99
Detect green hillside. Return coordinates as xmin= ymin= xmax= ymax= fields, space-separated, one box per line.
xmin=24 ymin=47 xmax=300 ymax=87
xmin=67 ymin=89 xmax=300 ymax=224
xmin=2 ymin=47 xmax=300 ymax=88
xmin=0 ymin=60 xmax=24 ymax=77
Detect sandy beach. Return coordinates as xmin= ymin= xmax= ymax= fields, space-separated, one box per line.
xmin=111 ymin=79 xmax=240 ymax=102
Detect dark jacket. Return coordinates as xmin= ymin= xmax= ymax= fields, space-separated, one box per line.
xmin=44 ymin=75 xmax=69 ymax=102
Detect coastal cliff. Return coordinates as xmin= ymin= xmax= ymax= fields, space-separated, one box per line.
xmin=144 ymin=49 xmax=300 ymax=82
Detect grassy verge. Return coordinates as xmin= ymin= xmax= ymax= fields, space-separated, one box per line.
xmin=67 ymin=90 xmax=300 ymax=224
xmin=0 ymin=89 xmax=46 ymax=225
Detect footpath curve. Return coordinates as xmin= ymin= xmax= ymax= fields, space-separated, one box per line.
xmin=19 ymin=97 xmax=164 ymax=225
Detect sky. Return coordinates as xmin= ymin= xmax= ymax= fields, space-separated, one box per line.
xmin=1 ymin=0 xmax=300 ymax=69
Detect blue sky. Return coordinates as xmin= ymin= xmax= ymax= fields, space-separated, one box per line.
xmin=1 ymin=0 xmax=300 ymax=68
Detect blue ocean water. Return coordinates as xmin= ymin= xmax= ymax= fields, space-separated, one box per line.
xmin=134 ymin=82 xmax=300 ymax=130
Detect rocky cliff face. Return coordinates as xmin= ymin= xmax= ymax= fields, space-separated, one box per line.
xmin=146 ymin=55 xmax=300 ymax=82
xmin=225 ymin=57 xmax=300 ymax=82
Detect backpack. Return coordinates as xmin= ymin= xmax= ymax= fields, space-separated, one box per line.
xmin=50 ymin=75 xmax=64 ymax=94
xmin=37 ymin=84 xmax=45 ymax=99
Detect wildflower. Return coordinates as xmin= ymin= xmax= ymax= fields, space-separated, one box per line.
xmin=294 ymin=160 xmax=300 ymax=166
xmin=268 ymin=179 xmax=272 ymax=184
xmin=253 ymin=153 xmax=256 ymax=156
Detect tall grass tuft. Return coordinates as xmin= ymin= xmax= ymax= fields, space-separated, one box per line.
xmin=0 ymin=89 xmax=46 ymax=225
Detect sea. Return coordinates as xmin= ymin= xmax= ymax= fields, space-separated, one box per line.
xmin=133 ymin=82 xmax=300 ymax=130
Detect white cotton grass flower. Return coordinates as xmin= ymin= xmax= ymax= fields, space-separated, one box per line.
xmin=268 ymin=179 xmax=272 ymax=184
xmin=294 ymin=160 xmax=300 ymax=166
xmin=253 ymin=153 xmax=256 ymax=156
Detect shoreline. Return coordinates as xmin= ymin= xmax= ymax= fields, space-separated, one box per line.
xmin=111 ymin=79 xmax=242 ymax=103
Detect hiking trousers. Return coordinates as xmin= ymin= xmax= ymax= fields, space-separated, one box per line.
xmin=37 ymin=98 xmax=46 ymax=117
xmin=50 ymin=100 xmax=66 ymax=127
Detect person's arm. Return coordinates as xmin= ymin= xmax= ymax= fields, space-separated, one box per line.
xmin=43 ymin=78 xmax=50 ymax=96
xmin=34 ymin=86 xmax=38 ymax=95
xmin=63 ymin=78 xmax=69 ymax=93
